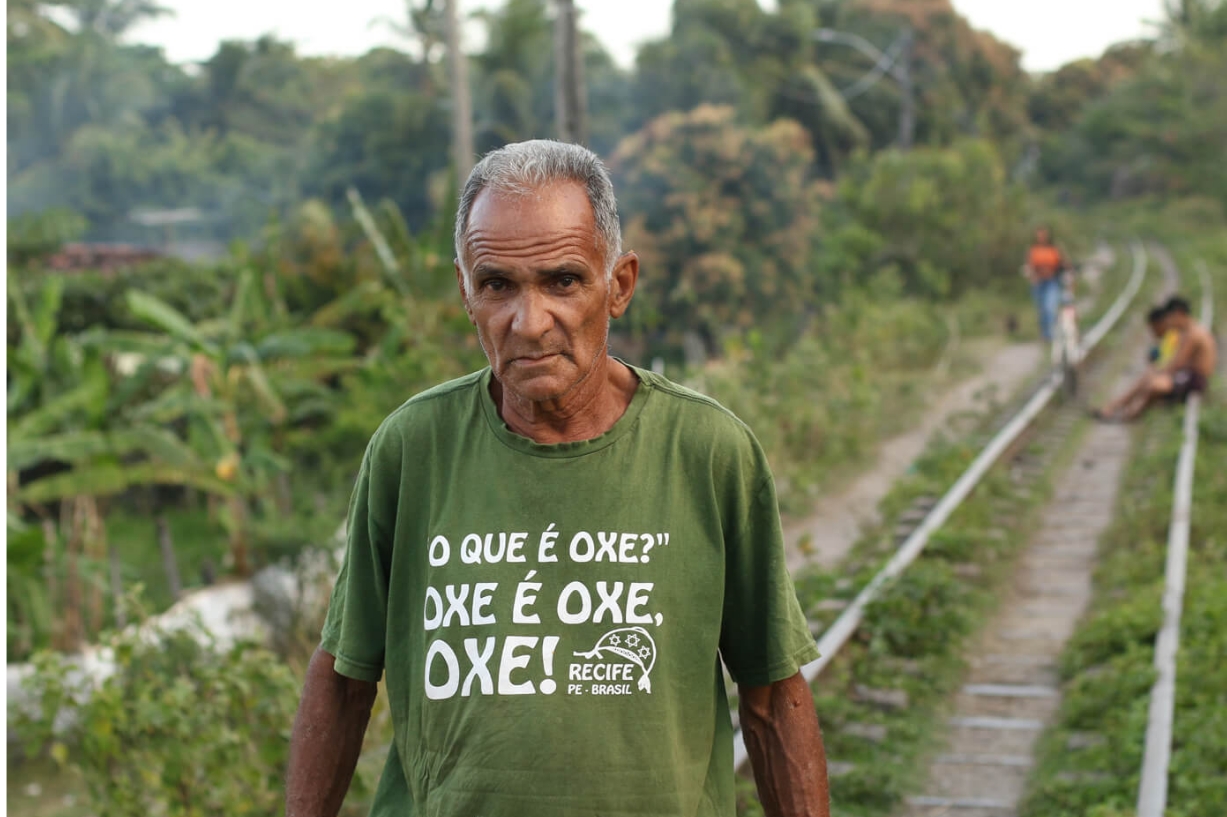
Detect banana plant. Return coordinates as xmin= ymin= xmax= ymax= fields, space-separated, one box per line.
xmin=104 ymin=266 xmax=361 ymax=575
xmin=7 ymin=273 xmax=230 ymax=652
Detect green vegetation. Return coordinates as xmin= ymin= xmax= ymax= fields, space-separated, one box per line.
xmin=730 ymin=348 xmax=1091 ymax=815
xmin=8 ymin=0 xmax=1227 ymax=815
xmin=1019 ymin=391 xmax=1227 ymax=817
xmin=1018 ymin=206 xmax=1227 ymax=817
xmin=11 ymin=605 xmax=301 ymax=817
xmin=6 ymin=203 xmax=482 ymax=660
xmin=7 ymin=0 xmax=1042 ymax=241
xmin=736 ymin=245 xmax=1142 ymax=816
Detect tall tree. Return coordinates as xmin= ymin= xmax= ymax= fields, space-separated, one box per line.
xmin=612 ymin=105 xmax=824 ymax=358
xmin=444 ymin=0 xmax=475 ymax=179
xmin=553 ymin=0 xmax=587 ymax=144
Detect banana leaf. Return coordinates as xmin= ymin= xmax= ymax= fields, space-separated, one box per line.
xmin=129 ymin=386 xmax=228 ymax=424
xmin=309 ymin=280 xmax=388 ymax=328
xmin=256 ymin=328 xmax=356 ymax=359
xmin=16 ymin=463 xmax=237 ymax=504
xmin=32 ymin=275 xmax=65 ymax=350
xmin=228 ymin=267 xmax=255 ymax=342
xmin=125 ymin=290 xmax=219 ymax=356
xmin=8 ymin=427 xmax=205 ymax=473
xmin=229 ymin=343 xmax=289 ymax=423
xmin=8 ymin=373 xmax=109 ymax=441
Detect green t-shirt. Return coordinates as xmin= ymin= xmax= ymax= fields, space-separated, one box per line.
xmin=321 ymin=363 xmax=819 ymax=817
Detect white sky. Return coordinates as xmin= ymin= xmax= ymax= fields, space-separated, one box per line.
xmin=124 ymin=0 xmax=1167 ymax=73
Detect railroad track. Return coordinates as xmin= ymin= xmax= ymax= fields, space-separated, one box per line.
xmin=728 ymin=241 xmax=1154 ymax=813
xmin=1136 ymin=255 xmax=1214 ymax=817
xmin=900 ymin=374 xmax=1140 ymax=816
xmin=898 ymin=243 xmax=1183 ymax=817
xmin=896 ymin=244 xmax=1213 ymax=817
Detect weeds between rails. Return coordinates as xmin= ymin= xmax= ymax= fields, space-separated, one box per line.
xmin=733 ymin=247 xmax=1144 ymax=816
xmin=1020 ymin=262 xmax=1226 ymax=817
xmin=1017 ymin=398 xmax=1227 ymax=817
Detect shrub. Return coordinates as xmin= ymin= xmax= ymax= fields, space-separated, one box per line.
xmin=13 ymin=612 xmax=301 ymax=817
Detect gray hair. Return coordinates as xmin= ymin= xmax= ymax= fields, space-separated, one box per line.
xmin=454 ymin=140 xmax=623 ymax=284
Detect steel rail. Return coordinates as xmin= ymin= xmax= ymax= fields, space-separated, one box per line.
xmin=1136 ymin=262 xmax=1214 ymax=817
xmin=732 ymin=241 xmax=1149 ymax=771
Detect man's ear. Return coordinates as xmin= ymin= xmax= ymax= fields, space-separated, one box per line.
xmin=608 ymin=252 xmax=639 ymax=319
xmin=455 ymin=260 xmax=475 ymax=325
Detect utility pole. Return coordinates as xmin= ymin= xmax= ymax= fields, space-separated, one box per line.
xmin=554 ymin=0 xmax=588 ymax=145
xmin=897 ymin=27 xmax=914 ymax=150
xmin=444 ymin=0 xmax=474 ymax=180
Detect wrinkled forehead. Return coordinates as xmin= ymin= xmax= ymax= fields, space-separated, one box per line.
xmin=462 ymin=181 xmax=601 ymax=266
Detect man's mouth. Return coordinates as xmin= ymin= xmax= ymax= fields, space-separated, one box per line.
xmin=512 ymin=352 xmax=563 ymax=365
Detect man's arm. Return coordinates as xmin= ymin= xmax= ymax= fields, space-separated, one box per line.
xmin=286 ymin=648 xmax=380 ymax=817
xmin=739 ymin=671 xmax=831 ymax=817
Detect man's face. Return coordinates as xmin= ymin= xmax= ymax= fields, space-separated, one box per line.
xmin=457 ymin=181 xmax=636 ymax=405
xmin=1035 ymin=228 xmax=1050 ymax=244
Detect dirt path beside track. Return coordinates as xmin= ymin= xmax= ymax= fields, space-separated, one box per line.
xmin=784 ymin=338 xmax=1044 ymax=572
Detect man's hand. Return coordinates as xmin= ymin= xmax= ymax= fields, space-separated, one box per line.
xmin=286 ymin=649 xmax=379 ymax=817
xmin=739 ymin=671 xmax=830 ymax=817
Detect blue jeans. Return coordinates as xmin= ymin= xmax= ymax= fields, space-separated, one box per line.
xmin=1032 ymin=277 xmax=1061 ymax=341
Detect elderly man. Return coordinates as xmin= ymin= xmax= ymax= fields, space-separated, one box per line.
xmin=286 ymin=140 xmax=829 ymax=817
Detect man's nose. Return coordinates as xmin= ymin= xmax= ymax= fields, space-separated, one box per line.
xmin=511 ymin=290 xmax=554 ymax=338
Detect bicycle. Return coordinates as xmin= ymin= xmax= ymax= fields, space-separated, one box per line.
xmin=1050 ymin=267 xmax=1081 ymax=399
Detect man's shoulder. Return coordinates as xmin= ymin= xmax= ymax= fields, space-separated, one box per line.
xmin=1191 ymin=322 xmax=1216 ymax=343
xmin=371 ymin=369 xmax=487 ymax=442
xmin=634 ymin=366 xmax=760 ymax=447
xmin=638 ymin=367 xmax=739 ymax=416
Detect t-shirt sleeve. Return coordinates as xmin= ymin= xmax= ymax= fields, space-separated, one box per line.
xmin=320 ymin=427 xmax=400 ymax=683
xmin=718 ymin=445 xmax=820 ymax=687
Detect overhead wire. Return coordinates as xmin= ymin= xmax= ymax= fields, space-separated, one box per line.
xmin=837 ymin=30 xmax=908 ymax=99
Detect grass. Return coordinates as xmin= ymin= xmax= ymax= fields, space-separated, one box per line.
xmin=1016 ymin=202 xmax=1227 ymax=817
xmin=1018 ymin=390 xmax=1227 ymax=817
xmin=0 ymin=228 xmax=1181 ymax=817
xmin=5 ymin=758 xmax=89 ymax=817
xmin=694 ymin=286 xmax=1035 ymax=516
xmin=727 ymin=242 xmax=1141 ymax=815
xmin=106 ymin=505 xmax=230 ymax=611
xmin=6 ymin=504 xmax=231 ymax=663
xmin=732 ymin=343 xmax=1096 ymax=815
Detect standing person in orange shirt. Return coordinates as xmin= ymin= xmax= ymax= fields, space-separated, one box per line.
xmin=1023 ymin=226 xmax=1068 ymax=342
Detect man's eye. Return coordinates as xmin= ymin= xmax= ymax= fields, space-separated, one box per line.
xmin=557 ymin=275 xmax=578 ymax=288
xmin=484 ymin=279 xmax=508 ymax=292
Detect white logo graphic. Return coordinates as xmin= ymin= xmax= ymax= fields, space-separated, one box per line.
xmin=573 ymin=626 xmax=658 ymax=693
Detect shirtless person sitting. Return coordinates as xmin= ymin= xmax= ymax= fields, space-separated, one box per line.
xmin=1094 ymin=305 xmax=1175 ymax=420
xmin=1095 ymin=296 xmax=1217 ymax=422
xmin=1147 ymin=305 xmax=1180 ymax=368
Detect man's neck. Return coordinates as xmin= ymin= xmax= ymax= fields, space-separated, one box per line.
xmin=494 ymin=355 xmax=640 ymax=444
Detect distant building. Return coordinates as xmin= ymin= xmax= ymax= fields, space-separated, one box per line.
xmin=129 ymin=207 xmax=226 ymax=263
xmin=43 ymin=242 xmax=163 ymax=273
